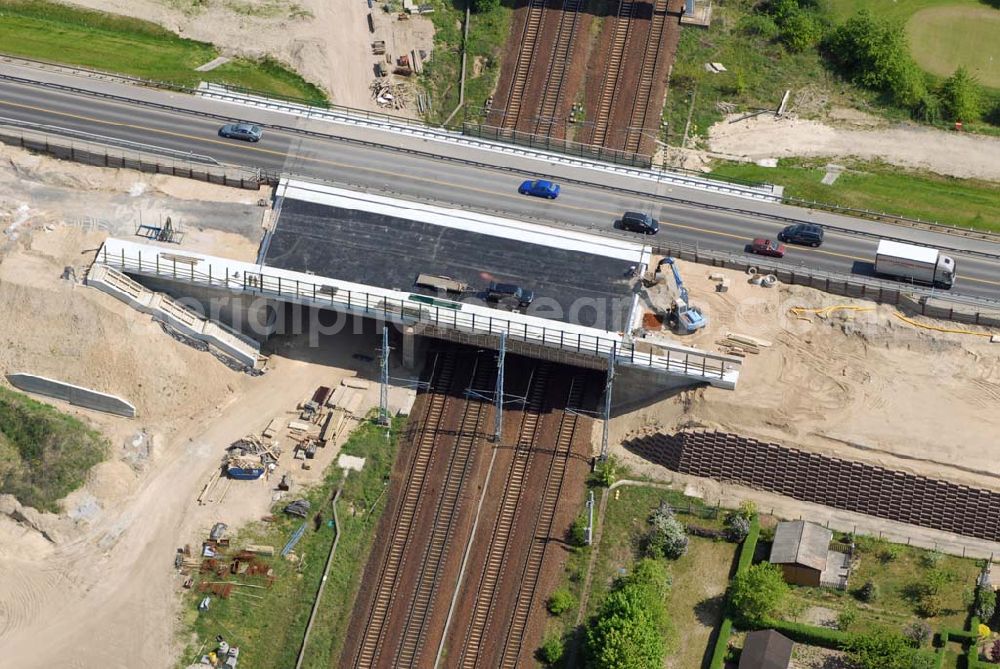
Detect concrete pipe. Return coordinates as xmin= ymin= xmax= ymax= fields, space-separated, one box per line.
xmin=761 ymin=274 xmax=778 ymax=287
xmin=746 ymin=266 xmax=758 ymax=276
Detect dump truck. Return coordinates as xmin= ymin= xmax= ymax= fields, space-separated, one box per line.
xmin=874 ymin=240 xmax=956 ymax=289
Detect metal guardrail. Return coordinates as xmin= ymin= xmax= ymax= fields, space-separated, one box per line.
xmin=6 ymin=68 xmax=1000 ymax=259
xmin=0 ymin=125 xmax=261 ymax=189
xmin=4 ymin=54 xmax=999 ymax=243
xmin=652 ymin=237 xmax=1000 ymax=315
xmin=0 ymin=115 xmax=218 ymax=164
xmin=96 ymin=245 xmax=739 ymax=384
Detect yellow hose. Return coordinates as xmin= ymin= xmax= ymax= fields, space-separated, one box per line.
xmin=790 ymin=305 xmax=994 ymax=337
xmin=893 ymin=311 xmax=993 ymax=337
xmin=789 ymin=305 xmax=875 ymax=317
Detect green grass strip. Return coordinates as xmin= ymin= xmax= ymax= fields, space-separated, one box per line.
xmin=0 ymin=0 xmax=326 ymax=103
xmin=711 ymin=159 xmax=1000 ymax=234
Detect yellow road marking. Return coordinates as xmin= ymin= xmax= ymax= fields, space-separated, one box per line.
xmin=4 ymin=96 xmax=1000 ymax=290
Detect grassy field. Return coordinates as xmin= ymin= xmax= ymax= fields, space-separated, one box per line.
xmin=906 ymin=6 xmax=1000 ymax=87
xmin=772 ymin=537 xmax=981 ymax=635
xmin=0 ymin=0 xmax=327 ymax=103
xmin=0 ymin=386 xmax=108 ymax=512
xmin=823 ymin=0 xmax=1000 ymax=90
xmin=710 ymin=158 xmax=1000 ymax=233
xmin=664 ymin=538 xmax=737 ymax=669
xmin=662 ymin=0 xmax=837 ymax=146
xmin=420 ymin=0 xmax=512 ymax=126
xmin=177 ymin=416 xmax=404 ymax=669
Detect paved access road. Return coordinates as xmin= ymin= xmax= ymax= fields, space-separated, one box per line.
xmin=1 ymin=70 xmax=998 ymax=300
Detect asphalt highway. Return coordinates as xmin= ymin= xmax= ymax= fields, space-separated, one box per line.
xmin=1 ymin=74 xmax=998 ymax=300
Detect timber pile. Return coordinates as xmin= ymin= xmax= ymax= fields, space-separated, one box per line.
xmin=226 ymin=435 xmax=281 ymax=464
xmin=370 ymin=78 xmax=412 ymax=109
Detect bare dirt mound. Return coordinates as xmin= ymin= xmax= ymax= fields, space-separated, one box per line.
xmin=707 ymin=112 xmax=1000 ymax=181
xmin=613 ymin=261 xmax=1000 ymax=489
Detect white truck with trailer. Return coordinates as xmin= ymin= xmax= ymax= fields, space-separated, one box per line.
xmin=874 ymin=240 xmax=956 ymax=289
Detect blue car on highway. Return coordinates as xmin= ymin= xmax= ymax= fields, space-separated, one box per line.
xmin=518 ymin=179 xmax=560 ymax=199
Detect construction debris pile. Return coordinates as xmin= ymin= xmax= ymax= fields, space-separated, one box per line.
xmin=370 ymin=78 xmax=413 ymax=110
xmin=224 ymin=435 xmax=281 ymax=481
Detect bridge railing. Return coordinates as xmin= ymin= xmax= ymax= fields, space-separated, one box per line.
xmin=96 ymin=243 xmax=740 ymax=385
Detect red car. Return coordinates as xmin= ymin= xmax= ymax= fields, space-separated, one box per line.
xmin=750 ymin=238 xmax=786 ymax=258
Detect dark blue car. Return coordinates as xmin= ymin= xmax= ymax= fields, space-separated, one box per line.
xmin=518 ymin=179 xmax=560 ymax=199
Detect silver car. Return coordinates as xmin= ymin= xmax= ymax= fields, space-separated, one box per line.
xmin=219 ymin=123 xmax=263 ymax=142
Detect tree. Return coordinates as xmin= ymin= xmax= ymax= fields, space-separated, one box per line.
xmin=940 ymin=66 xmax=983 ymax=122
xmin=846 ymin=628 xmax=933 ymax=669
xmin=584 ymin=559 xmax=670 ymax=669
xmin=823 ymin=9 xmax=925 ymax=108
xmin=647 ymin=502 xmax=688 ymax=559
xmin=728 ymin=563 xmax=789 ymax=626
xmin=471 ymin=0 xmax=499 ymax=12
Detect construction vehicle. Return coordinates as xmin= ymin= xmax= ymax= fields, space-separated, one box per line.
xmin=661 ymin=258 xmax=707 ymax=334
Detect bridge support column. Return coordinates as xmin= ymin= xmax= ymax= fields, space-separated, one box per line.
xmin=402 ymin=325 xmax=419 ymax=371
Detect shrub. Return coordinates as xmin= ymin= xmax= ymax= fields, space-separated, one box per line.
xmin=974 ymin=583 xmax=996 ymax=621
xmin=941 ymin=66 xmax=984 ymax=122
xmin=846 ymin=627 xmax=929 ymax=669
xmin=879 ymin=543 xmax=902 ymax=563
xmin=647 ymin=502 xmax=688 ymax=560
xmin=724 ymin=510 xmax=752 ymax=543
xmin=903 ymin=621 xmax=932 ymax=648
xmin=837 ymin=603 xmax=857 ymax=631
xmin=471 ymin=0 xmax=498 ymax=12
xmin=538 ymin=635 xmax=563 ymax=665
xmin=585 ymin=558 xmax=670 ymax=668
xmin=920 ymin=550 xmax=943 ymax=569
xmin=739 ymin=13 xmax=780 ymax=40
xmin=857 ymin=580 xmax=879 ymax=603
xmin=728 ymin=562 xmax=789 ymax=626
xmin=569 ymin=515 xmax=589 ymax=548
xmin=589 ymin=456 xmax=619 ymax=488
xmin=768 ymin=619 xmax=851 ymax=648
xmin=547 ymin=587 xmax=576 ymax=616
xmin=916 ymin=593 xmax=941 ymax=618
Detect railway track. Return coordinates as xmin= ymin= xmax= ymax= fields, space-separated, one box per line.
xmin=623 ymin=0 xmax=668 ymax=154
xmin=459 ymin=363 xmax=551 ymax=669
xmin=591 ymin=0 xmax=637 ymax=147
xmin=498 ymin=376 xmax=586 ymax=669
xmin=393 ymin=355 xmax=497 ymax=667
xmin=532 ymin=0 xmax=583 ymax=137
xmin=351 ymin=352 xmax=458 ymax=669
xmin=501 ymin=0 xmax=547 ymax=132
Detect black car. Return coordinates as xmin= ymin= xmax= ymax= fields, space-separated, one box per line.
xmin=620 ymin=211 xmax=659 ymax=235
xmin=778 ymin=223 xmax=824 ymax=247
xmin=486 ymin=282 xmax=534 ymax=307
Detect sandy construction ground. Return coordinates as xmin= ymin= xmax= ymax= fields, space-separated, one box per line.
xmin=705 ymin=111 xmax=1000 ymax=181
xmin=0 ymin=146 xmax=406 ymax=667
xmin=61 ymin=0 xmax=433 ymax=115
xmin=614 ymin=259 xmax=1000 ymax=492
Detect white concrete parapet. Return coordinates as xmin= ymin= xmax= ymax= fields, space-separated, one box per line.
xmin=87 ymin=263 xmax=265 ymax=371
xmin=94 ymin=239 xmax=740 ymax=388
